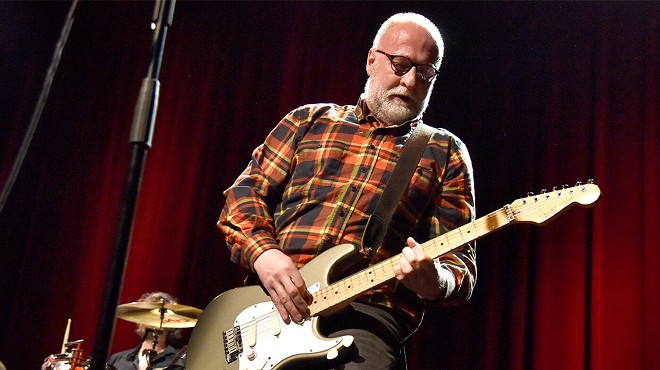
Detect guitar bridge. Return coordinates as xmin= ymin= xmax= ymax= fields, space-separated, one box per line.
xmin=223 ymin=326 xmax=243 ymax=364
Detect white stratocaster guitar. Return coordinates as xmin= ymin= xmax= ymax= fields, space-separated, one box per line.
xmin=185 ymin=182 xmax=601 ymax=370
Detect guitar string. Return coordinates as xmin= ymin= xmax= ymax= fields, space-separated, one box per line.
xmin=425 ymin=191 xmax=576 ymax=257
xmin=312 ymin=187 xmax=589 ymax=315
xmin=235 ymin=311 xmax=280 ymax=342
xmin=356 ymin=188 xmax=584 ymax=292
xmin=231 ymin=186 xmax=591 ymax=343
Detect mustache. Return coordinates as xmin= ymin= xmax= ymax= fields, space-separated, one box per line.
xmin=387 ymin=88 xmax=419 ymax=103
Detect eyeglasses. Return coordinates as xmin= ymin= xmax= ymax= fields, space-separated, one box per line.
xmin=374 ymin=49 xmax=439 ymax=82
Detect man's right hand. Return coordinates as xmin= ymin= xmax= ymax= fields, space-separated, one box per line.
xmin=252 ymin=249 xmax=312 ymax=323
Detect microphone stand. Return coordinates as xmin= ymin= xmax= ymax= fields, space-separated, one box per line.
xmin=89 ymin=1 xmax=176 ymax=369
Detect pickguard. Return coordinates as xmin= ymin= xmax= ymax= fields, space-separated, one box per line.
xmin=231 ymin=301 xmax=353 ymax=370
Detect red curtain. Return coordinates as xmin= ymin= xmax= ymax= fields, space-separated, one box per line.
xmin=1 ymin=2 xmax=658 ymax=369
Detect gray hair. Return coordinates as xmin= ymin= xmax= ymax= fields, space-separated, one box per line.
xmin=371 ymin=12 xmax=445 ymax=66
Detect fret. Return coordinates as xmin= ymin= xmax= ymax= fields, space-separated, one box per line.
xmin=305 ymin=184 xmax=600 ymax=321
xmin=312 ymin=207 xmax=518 ymax=316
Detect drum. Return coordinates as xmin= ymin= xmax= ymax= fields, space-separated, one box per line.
xmin=41 ymin=351 xmax=90 ymax=370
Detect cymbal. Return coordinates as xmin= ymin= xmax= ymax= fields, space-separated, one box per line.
xmin=116 ymin=302 xmax=203 ymax=328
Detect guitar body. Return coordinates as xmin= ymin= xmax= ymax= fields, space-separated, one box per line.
xmin=185 ymin=243 xmax=358 ymax=370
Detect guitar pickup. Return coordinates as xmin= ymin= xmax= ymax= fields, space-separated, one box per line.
xmin=223 ymin=326 xmax=243 ymax=364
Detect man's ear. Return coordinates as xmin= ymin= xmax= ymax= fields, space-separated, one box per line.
xmin=366 ymin=49 xmax=376 ymax=76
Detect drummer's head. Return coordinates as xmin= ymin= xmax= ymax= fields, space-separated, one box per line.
xmin=134 ymin=291 xmax=183 ymax=344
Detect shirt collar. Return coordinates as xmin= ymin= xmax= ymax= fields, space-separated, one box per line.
xmin=356 ymin=95 xmax=421 ymax=132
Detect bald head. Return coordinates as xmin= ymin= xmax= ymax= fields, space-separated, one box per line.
xmin=363 ymin=13 xmax=444 ymax=126
xmin=372 ymin=13 xmax=444 ymax=67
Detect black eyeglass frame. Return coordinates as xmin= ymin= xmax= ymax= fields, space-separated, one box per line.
xmin=374 ymin=49 xmax=440 ymax=82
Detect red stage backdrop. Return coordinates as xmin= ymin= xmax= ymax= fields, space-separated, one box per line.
xmin=1 ymin=2 xmax=658 ymax=370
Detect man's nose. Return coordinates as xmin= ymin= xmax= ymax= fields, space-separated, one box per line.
xmin=399 ymin=66 xmax=418 ymax=89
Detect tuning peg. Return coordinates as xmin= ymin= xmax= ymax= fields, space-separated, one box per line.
xmin=575 ymin=181 xmax=582 ymax=186
xmin=553 ymin=185 xmax=563 ymax=196
xmin=587 ymin=179 xmax=595 ymax=184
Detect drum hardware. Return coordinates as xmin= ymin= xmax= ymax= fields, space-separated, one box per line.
xmin=116 ymin=299 xmax=202 ymax=369
xmin=42 ymin=319 xmax=91 ymax=370
xmin=142 ymin=329 xmax=162 ymax=370
xmin=41 ymin=300 xmax=201 ymax=370
xmin=42 ymin=339 xmax=91 ymax=370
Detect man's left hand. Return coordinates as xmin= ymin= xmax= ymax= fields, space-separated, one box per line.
xmin=393 ymin=237 xmax=444 ymax=301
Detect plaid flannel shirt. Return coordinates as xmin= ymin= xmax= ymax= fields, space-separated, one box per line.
xmin=219 ymin=97 xmax=476 ymax=328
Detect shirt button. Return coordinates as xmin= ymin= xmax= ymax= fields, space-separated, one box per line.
xmin=351 ymin=186 xmax=358 ymax=192
xmin=339 ymin=210 xmax=346 ymax=217
xmin=369 ymin=144 xmax=376 ymax=150
xmin=360 ymin=167 xmax=367 ymax=173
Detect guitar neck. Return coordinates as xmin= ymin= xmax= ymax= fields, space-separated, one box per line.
xmin=309 ymin=205 xmax=514 ymax=316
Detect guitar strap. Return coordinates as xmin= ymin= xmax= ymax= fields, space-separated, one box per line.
xmin=361 ymin=122 xmax=434 ymax=257
xmin=243 ymin=122 xmax=433 ymax=285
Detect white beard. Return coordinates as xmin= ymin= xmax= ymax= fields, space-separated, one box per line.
xmin=363 ymin=77 xmax=433 ymax=125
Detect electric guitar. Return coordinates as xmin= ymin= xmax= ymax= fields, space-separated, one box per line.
xmin=185 ymin=182 xmax=601 ymax=370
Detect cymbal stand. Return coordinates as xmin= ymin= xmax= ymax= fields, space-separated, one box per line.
xmin=142 ymin=299 xmax=166 ymax=370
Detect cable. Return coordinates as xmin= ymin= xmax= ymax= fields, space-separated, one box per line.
xmin=0 ymin=0 xmax=79 ymax=214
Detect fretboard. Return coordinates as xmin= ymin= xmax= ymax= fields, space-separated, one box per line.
xmin=309 ymin=206 xmax=514 ymax=315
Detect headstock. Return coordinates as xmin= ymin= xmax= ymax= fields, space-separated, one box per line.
xmin=509 ymin=180 xmax=601 ymax=225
